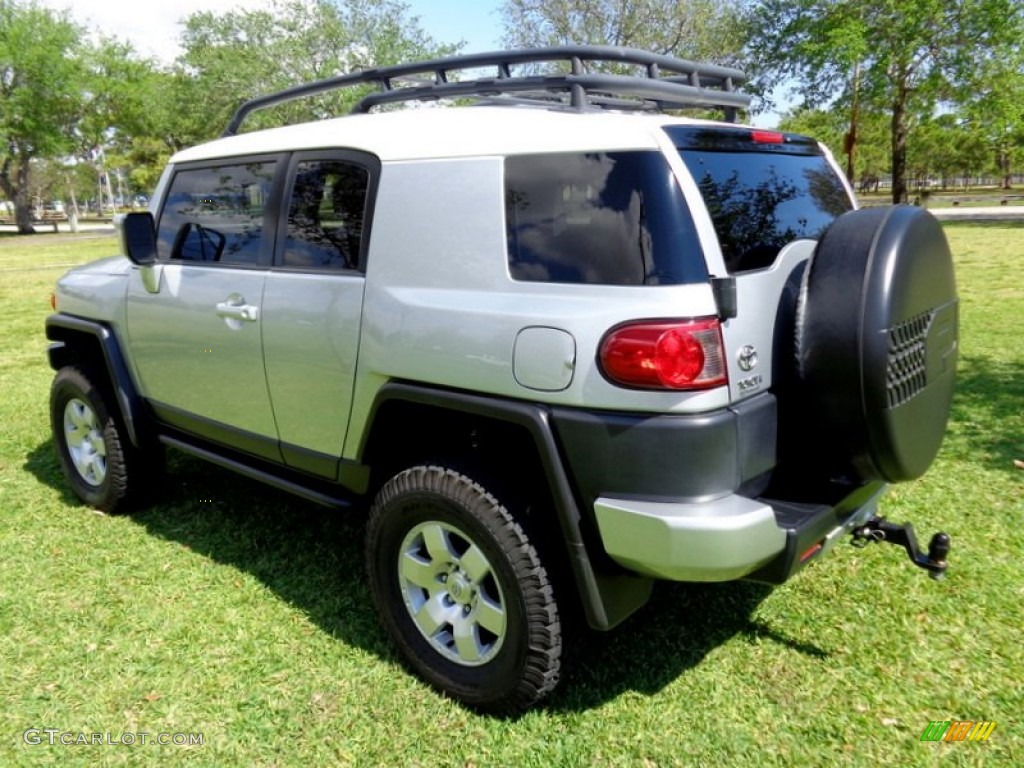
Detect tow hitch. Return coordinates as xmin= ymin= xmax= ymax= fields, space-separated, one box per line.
xmin=851 ymin=518 xmax=951 ymax=580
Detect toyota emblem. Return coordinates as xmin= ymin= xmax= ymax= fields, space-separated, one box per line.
xmin=738 ymin=345 xmax=758 ymax=372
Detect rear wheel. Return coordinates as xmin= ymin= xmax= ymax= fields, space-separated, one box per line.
xmin=365 ymin=465 xmax=562 ymax=713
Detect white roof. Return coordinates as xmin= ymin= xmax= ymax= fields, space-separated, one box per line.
xmin=171 ymin=105 xmax=740 ymax=164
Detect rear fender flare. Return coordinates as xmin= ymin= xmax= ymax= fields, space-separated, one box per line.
xmin=359 ymin=382 xmax=654 ymax=631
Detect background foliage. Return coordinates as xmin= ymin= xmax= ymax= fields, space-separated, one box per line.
xmin=2 ymin=0 xmax=1023 ymax=224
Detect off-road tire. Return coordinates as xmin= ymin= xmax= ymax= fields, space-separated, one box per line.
xmin=365 ymin=465 xmax=562 ymax=713
xmin=50 ymin=366 xmax=157 ymax=513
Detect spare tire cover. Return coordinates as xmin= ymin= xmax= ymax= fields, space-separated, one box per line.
xmin=796 ymin=205 xmax=959 ymax=483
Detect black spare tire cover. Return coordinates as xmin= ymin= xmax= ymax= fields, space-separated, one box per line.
xmin=796 ymin=205 xmax=958 ymax=483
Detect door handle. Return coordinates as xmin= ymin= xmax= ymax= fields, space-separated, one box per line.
xmin=216 ymin=298 xmax=259 ymax=322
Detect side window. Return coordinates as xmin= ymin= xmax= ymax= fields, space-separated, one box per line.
xmin=282 ymin=160 xmax=369 ymax=270
xmin=505 ymin=152 xmax=706 ymax=286
xmin=157 ymin=162 xmax=276 ymax=265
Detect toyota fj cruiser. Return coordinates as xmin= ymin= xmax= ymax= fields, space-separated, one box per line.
xmin=46 ymin=47 xmax=958 ymax=712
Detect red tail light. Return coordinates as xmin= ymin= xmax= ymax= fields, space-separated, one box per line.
xmin=751 ymin=130 xmax=784 ymax=144
xmin=599 ymin=318 xmax=727 ymax=390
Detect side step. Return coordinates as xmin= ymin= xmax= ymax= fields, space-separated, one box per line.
xmin=160 ymin=435 xmax=359 ymax=510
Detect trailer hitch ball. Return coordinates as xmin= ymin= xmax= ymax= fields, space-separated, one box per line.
xmin=851 ymin=518 xmax=950 ymax=579
xmin=927 ymin=532 xmax=951 ymax=581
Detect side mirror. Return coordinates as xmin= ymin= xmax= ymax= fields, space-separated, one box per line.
xmin=119 ymin=212 xmax=158 ymax=266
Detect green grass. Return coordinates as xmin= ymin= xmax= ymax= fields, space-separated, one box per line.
xmin=1 ymin=226 xmax=1021 ymax=767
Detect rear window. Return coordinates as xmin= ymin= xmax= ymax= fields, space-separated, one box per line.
xmin=505 ymin=151 xmax=706 ymax=286
xmin=666 ymin=126 xmax=853 ymax=273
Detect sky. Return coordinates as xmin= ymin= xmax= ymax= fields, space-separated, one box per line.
xmin=38 ymin=0 xmax=506 ymax=63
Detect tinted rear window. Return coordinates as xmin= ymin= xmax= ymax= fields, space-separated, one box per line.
xmin=666 ymin=126 xmax=853 ymax=273
xmin=505 ymin=151 xmax=706 ymax=285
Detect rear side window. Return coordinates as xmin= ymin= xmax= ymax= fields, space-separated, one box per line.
xmin=282 ymin=160 xmax=369 ymax=270
xmin=667 ymin=126 xmax=853 ymax=273
xmin=157 ymin=161 xmax=277 ymax=265
xmin=505 ymin=151 xmax=706 ymax=286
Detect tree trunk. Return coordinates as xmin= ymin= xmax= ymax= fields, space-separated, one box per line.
xmin=0 ymin=153 xmax=37 ymax=234
xmin=845 ymin=62 xmax=861 ymax=184
xmin=890 ymin=90 xmax=909 ymax=205
xmin=14 ymin=199 xmax=35 ymax=234
xmin=66 ymin=175 xmax=79 ymax=233
xmin=14 ymin=158 xmax=35 ymax=234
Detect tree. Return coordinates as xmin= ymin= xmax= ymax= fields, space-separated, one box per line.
xmin=959 ymin=56 xmax=1024 ymax=189
xmin=70 ymin=39 xmax=160 ymax=213
xmin=0 ymin=1 xmax=84 ymax=232
xmin=903 ymin=114 xmax=989 ymax=191
xmin=176 ymin=0 xmax=458 ymax=143
xmin=499 ymin=0 xmax=745 ymax=65
xmin=744 ymin=0 xmax=1024 ymax=204
xmin=779 ymin=107 xmax=887 ymax=193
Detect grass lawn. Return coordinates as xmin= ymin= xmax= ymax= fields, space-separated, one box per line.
xmin=1 ymin=224 xmax=1021 ymax=767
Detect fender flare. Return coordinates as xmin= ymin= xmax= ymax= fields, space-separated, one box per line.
xmin=360 ymin=381 xmax=654 ymax=630
xmin=45 ymin=313 xmax=149 ymax=449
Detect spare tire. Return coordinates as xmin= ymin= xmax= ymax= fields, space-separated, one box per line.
xmin=795 ymin=205 xmax=958 ymax=483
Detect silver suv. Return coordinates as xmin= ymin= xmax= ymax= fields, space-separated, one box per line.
xmin=46 ymin=47 xmax=958 ymax=712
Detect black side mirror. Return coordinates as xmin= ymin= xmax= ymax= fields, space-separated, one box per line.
xmin=120 ymin=212 xmax=158 ymax=265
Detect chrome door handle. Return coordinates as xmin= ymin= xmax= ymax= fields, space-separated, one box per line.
xmin=216 ymin=300 xmax=259 ymax=322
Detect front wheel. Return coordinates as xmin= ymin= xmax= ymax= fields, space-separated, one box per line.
xmin=365 ymin=466 xmax=562 ymax=713
xmin=50 ymin=366 xmax=158 ymax=513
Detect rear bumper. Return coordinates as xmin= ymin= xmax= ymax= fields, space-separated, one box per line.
xmin=594 ymin=483 xmax=886 ymax=583
xmin=554 ymin=393 xmax=888 ymax=584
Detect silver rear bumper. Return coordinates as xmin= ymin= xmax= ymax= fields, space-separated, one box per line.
xmin=594 ymin=489 xmax=882 ymax=582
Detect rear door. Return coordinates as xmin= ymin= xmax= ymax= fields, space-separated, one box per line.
xmin=261 ymin=151 xmax=378 ymax=477
xmin=667 ymin=126 xmax=855 ymax=402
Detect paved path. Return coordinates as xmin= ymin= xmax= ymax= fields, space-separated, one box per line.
xmin=923 ymin=206 xmax=1024 ymax=221
xmin=0 ymin=221 xmax=116 ymax=235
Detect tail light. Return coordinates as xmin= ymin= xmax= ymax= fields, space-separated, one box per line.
xmin=599 ymin=318 xmax=727 ymax=390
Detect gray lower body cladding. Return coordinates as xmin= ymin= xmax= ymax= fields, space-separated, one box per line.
xmin=551 ymin=392 xmax=778 ymax=504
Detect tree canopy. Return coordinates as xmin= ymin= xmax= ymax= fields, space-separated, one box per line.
xmin=4 ymin=0 xmax=1024 ymax=232
xmin=0 ymin=0 xmax=85 ymax=231
xmin=500 ymin=0 xmax=744 ymax=65
xmin=744 ymin=0 xmax=1024 ymax=202
xmin=176 ymin=0 xmax=456 ymax=141
xmin=0 ymin=0 xmax=455 ymax=232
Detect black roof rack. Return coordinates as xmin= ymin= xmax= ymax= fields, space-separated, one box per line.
xmin=222 ymin=45 xmax=750 ymax=137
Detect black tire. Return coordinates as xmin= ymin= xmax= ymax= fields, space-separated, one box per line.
xmin=795 ymin=205 xmax=959 ymax=482
xmin=50 ymin=366 xmax=158 ymax=513
xmin=365 ymin=465 xmax=562 ymax=713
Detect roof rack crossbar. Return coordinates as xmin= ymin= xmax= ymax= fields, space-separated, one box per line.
xmin=222 ymin=45 xmax=750 ymax=136
xmin=352 ymin=73 xmax=750 ymax=114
